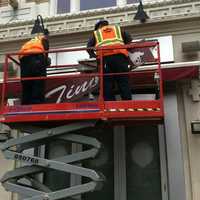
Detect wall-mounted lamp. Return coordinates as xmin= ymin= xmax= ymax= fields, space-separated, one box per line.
xmin=31 ymin=19 xmax=44 ymax=35
xmin=9 ymin=0 xmax=18 ymax=10
xmin=134 ymin=0 xmax=149 ymax=23
xmin=31 ymin=15 xmax=49 ymax=36
xmin=191 ymin=121 xmax=200 ymax=134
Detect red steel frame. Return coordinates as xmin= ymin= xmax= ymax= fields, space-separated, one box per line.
xmin=0 ymin=41 xmax=164 ymax=123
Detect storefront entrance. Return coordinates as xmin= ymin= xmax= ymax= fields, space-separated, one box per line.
xmin=82 ymin=124 xmax=168 ymax=200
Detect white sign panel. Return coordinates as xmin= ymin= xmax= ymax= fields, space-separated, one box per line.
xmin=133 ymin=35 xmax=174 ymax=63
xmin=49 ymin=35 xmax=174 ymax=65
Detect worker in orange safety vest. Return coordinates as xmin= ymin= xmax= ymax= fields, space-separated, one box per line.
xmin=19 ymin=15 xmax=50 ymax=105
xmin=87 ymin=20 xmax=132 ymax=101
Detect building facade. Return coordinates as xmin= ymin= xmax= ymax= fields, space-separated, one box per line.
xmin=0 ymin=0 xmax=200 ymax=200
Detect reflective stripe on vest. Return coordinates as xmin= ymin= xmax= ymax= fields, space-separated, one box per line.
xmin=94 ymin=25 xmax=123 ymax=46
xmin=94 ymin=25 xmax=128 ymax=57
xmin=19 ymin=36 xmax=45 ymax=59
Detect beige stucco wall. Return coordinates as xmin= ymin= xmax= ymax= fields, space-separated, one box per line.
xmin=173 ymin=18 xmax=200 ymax=200
xmin=177 ymin=79 xmax=200 ymax=200
xmin=0 ymin=151 xmax=14 ymax=200
xmin=173 ymin=31 xmax=200 ymax=63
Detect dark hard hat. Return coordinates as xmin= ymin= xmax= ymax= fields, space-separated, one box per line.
xmin=94 ymin=19 xmax=109 ymax=30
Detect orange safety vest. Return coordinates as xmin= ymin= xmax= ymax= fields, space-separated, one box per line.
xmin=19 ymin=36 xmax=45 ymax=59
xmin=94 ymin=25 xmax=128 ymax=57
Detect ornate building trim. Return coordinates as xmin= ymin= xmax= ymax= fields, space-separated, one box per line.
xmin=0 ymin=0 xmax=200 ymax=42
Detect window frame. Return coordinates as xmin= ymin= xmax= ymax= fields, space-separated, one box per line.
xmin=57 ymin=0 xmax=71 ymax=14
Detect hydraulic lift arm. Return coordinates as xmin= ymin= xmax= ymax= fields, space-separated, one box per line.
xmin=0 ymin=121 xmax=105 ymax=200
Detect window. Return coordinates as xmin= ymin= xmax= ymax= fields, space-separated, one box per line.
xmin=80 ymin=0 xmax=116 ymax=11
xmin=57 ymin=0 xmax=70 ymax=14
xmin=127 ymin=0 xmax=139 ymax=4
xmin=126 ymin=126 xmax=162 ymax=200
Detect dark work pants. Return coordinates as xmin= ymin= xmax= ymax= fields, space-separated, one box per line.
xmin=103 ymin=54 xmax=132 ymax=101
xmin=20 ymin=54 xmax=47 ymax=105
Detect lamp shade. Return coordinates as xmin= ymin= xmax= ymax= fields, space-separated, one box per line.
xmin=31 ymin=19 xmax=44 ymax=35
xmin=134 ymin=0 xmax=149 ymax=23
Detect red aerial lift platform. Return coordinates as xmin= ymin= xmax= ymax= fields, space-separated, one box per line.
xmin=0 ymin=41 xmax=164 ymax=200
xmin=0 ymin=41 xmax=164 ymax=124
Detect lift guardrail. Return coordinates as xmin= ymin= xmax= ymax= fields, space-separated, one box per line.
xmin=0 ymin=41 xmax=164 ymax=123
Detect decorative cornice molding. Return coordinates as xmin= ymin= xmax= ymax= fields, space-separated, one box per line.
xmin=0 ymin=0 xmax=200 ymax=42
xmin=0 ymin=0 xmax=199 ymax=26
